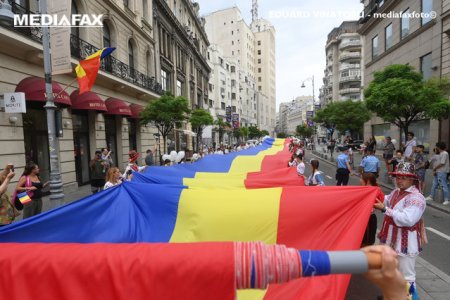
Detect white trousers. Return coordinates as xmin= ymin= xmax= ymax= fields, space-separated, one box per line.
xmin=398 ymin=255 xmax=417 ymax=283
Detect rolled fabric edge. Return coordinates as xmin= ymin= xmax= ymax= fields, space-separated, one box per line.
xmin=327 ymin=251 xmax=368 ymax=275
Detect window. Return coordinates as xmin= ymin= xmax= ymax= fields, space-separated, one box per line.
xmin=209 ymin=83 xmax=213 ymax=91
xmin=128 ymin=40 xmax=135 ymax=70
xmin=258 ymin=77 xmax=261 ymax=82
xmin=161 ymin=69 xmax=169 ymax=91
xmin=385 ymin=23 xmax=393 ymax=50
xmin=258 ymin=50 xmax=261 ymax=55
xmin=146 ymin=51 xmax=152 ymax=76
xmin=372 ymin=35 xmax=379 ymax=59
xmin=232 ymin=41 xmax=234 ymax=45
xmin=401 ymin=8 xmax=410 ymax=39
xmin=257 ymin=40 xmax=261 ymax=46
xmin=258 ymin=59 xmax=261 ymax=64
xmin=420 ymin=52 xmax=432 ymax=80
xmin=176 ymin=80 xmax=182 ymax=96
xmin=230 ymin=66 xmax=235 ymax=73
xmin=123 ymin=0 xmax=128 ymax=8
xmin=258 ymin=68 xmax=261 ymax=73
xmin=421 ymin=0 xmax=433 ymax=25
xmin=103 ymin=23 xmax=111 ymax=48
xmin=221 ymin=102 xmax=226 ymax=109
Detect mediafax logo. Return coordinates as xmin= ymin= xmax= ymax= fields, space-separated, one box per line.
xmin=14 ymin=14 xmax=103 ymax=27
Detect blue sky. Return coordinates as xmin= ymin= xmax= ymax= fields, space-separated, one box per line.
xmin=197 ymin=0 xmax=363 ymax=110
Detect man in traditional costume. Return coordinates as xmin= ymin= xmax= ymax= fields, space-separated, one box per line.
xmin=374 ymin=162 xmax=426 ymax=300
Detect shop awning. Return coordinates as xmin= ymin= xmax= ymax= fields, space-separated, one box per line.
xmin=129 ymin=104 xmax=144 ymax=119
xmin=70 ymin=90 xmax=107 ymax=112
xmin=15 ymin=76 xmax=71 ymax=106
xmin=105 ymin=98 xmax=132 ymax=116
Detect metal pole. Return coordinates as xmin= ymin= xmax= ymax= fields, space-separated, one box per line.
xmin=41 ymin=0 xmax=64 ymax=207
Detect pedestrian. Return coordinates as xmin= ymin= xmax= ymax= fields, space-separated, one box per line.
xmin=367 ymin=135 xmax=377 ymax=154
xmin=425 ymin=142 xmax=449 ymax=205
xmin=360 ymin=172 xmax=384 ymax=247
xmin=335 ymin=146 xmax=354 ymax=186
xmin=287 ymin=154 xmax=298 ymax=167
xmin=403 ymin=132 xmax=416 ymax=162
xmin=382 ymin=136 xmax=395 ymax=172
xmin=306 ymin=159 xmax=325 ymax=186
xmin=90 ymin=150 xmax=106 ymax=194
xmin=103 ymin=167 xmax=123 ymax=190
xmin=374 ymin=162 xmax=426 ymax=299
xmin=145 ymin=149 xmax=154 ymax=166
xmin=359 ymin=149 xmax=380 ymax=178
xmin=123 ymin=150 xmax=146 ymax=180
xmin=413 ymin=145 xmax=427 ymax=193
xmin=296 ymin=154 xmax=306 ymax=178
xmin=14 ymin=162 xmax=49 ymax=218
xmin=388 ymin=150 xmax=404 ymax=172
xmin=0 ymin=164 xmax=20 ymax=226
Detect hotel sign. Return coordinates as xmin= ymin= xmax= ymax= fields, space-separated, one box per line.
xmin=3 ymin=92 xmax=26 ymax=113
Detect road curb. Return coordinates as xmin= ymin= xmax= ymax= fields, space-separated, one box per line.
xmin=311 ymin=150 xmax=450 ymax=215
xmin=417 ymin=256 xmax=450 ymax=284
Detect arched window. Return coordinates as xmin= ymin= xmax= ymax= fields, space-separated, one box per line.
xmin=71 ymin=2 xmax=79 ymax=38
xmin=128 ymin=40 xmax=135 ymax=70
xmin=103 ymin=23 xmax=111 ymax=48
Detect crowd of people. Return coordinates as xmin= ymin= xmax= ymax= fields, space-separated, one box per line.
xmin=288 ymin=134 xmax=450 ymax=298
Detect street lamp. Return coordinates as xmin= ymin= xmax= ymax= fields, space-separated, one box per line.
xmin=153 ymin=133 xmax=161 ymax=166
xmin=301 ymin=75 xmax=317 ymax=143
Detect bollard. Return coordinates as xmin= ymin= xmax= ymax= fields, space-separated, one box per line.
xmin=435 ymin=185 xmax=444 ymax=203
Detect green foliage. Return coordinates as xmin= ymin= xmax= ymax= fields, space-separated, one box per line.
xmin=214 ymin=118 xmax=231 ymax=144
xmin=277 ymin=132 xmax=287 ymax=138
xmin=365 ymin=64 xmax=450 ymax=137
xmin=189 ymin=109 xmax=213 ymax=152
xmin=261 ymin=130 xmax=270 ymax=136
xmin=314 ymin=100 xmax=370 ymax=136
xmin=140 ymin=92 xmax=191 ymax=153
xmin=248 ymin=126 xmax=262 ymax=139
xmin=240 ymin=127 xmax=249 ymax=140
xmin=295 ymin=124 xmax=314 ymax=138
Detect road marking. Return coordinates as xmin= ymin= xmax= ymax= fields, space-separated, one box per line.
xmin=426 ymin=227 xmax=450 ymax=241
xmin=325 ymin=175 xmax=333 ymax=179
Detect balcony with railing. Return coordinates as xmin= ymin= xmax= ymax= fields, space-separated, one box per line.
xmin=2 ymin=1 xmax=163 ymax=95
xmin=339 ymin=73 xmax=361 ymax=83
xmin=339 ymin=52 xmax=361 ymax=61
xmin=339 ymin=64 xmax=361 ymax=71
xmin=339 ymin=40 xmax=361 ymax=50
xmin=339 ymin=87 xmax=361 ymax=95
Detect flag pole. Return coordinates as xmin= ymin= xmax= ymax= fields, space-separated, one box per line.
xmin=55 ymin=77 xmax=78 ymax=99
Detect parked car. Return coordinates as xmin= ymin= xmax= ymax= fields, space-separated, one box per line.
xmin=347 ymin=140 xmax=364 ymax=150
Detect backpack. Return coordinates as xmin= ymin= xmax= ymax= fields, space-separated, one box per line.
xmin=424 ymin=160 xmax=430 ymax=169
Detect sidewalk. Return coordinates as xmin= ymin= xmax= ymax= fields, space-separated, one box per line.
xmin=312 ymin=147 xmax=450 ymax=214
xmin=311 ymin=148 xmax=450 ymax=299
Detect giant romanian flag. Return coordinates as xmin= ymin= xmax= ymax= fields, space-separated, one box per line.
xmin=0 ymin=138 xmax=378 ymax=299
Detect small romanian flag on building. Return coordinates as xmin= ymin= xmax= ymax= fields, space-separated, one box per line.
xmin=17 ymin=192 xmax=32 ymax=205
xmin=75 ymin=47 xmax=115 ymax=95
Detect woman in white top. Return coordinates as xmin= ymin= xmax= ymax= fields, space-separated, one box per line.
xmin=306 ymin=159 xmax=325 ymax=186
xmin=296 ymin=154 xmax=306 ymax=177
xmin=104 ymin=167 xmax=122 ymax=190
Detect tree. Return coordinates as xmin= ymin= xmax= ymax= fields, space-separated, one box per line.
xmin=240 ymin=127 xmax=249 ymax=141
xmin=140 ymin=92 xmax=191 ymax=154
xmin=296 ymin=124 xmax=314 ymax=138
xmin=331 ymin=100 xmax=370 ymax=136
xmin=233 ymin=128 xmax=242 ymax=142
xmin=261 ymin=130 xmax=270 ymax=136
xmin=365 ymin=64 xmax=450 ymax=139
xmin=313 ymin=104 xmax=337 ymax=139
xmin=214 ymin=118 xmax=230 ymax=144
xmin=277 ymin=132 xmax=287 ymax=138
xmin=190 ymin=109 xmax=213 ymax=152
xmin=248 ymin=126 xmax=262 ymax=139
